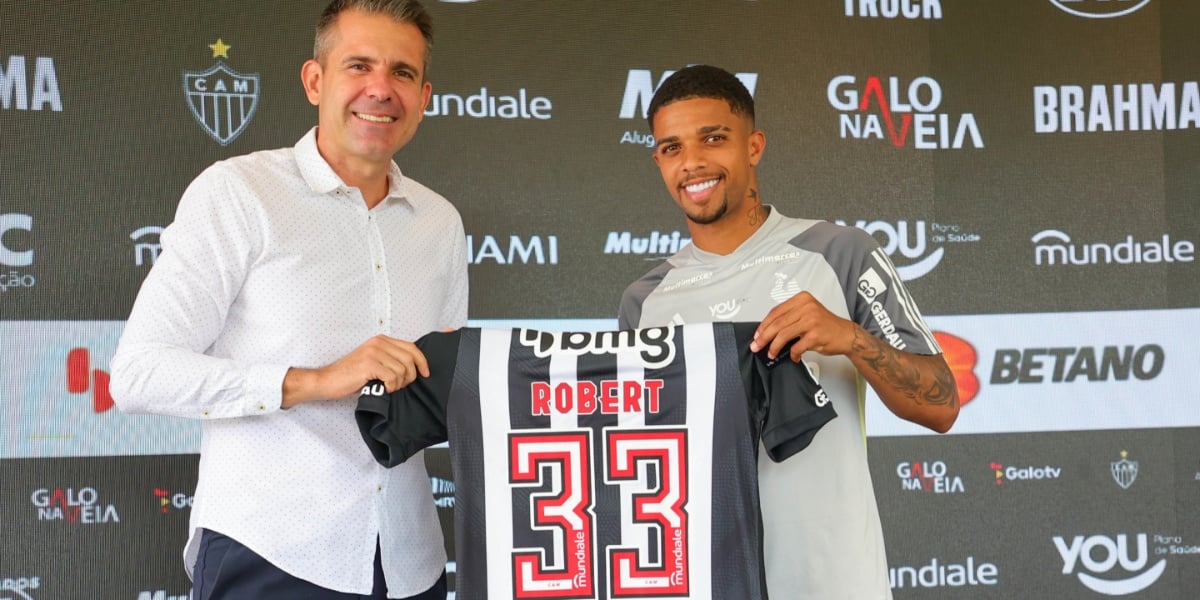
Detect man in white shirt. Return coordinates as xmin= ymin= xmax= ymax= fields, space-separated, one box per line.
xmin=110 ymin=1 xmax=464 ymax=598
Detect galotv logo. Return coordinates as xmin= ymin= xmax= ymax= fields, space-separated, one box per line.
xmin=1053 ymin=533 xmax=1166 ymax=595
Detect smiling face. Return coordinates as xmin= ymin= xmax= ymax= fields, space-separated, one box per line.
xmin=651 ymin=96 xmax=766 ymax=246
xmin=301 ymin=9 xmax=432 ymax=178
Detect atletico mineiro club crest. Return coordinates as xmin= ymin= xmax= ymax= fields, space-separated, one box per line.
xmin=183 ymin=39 xmax=260 ymax=146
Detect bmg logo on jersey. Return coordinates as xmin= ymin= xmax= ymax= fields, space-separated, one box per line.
xmin=828 ymin=75 xmax=983 ymax=149
xmin=30 ymin=487 xmax=120 ymax=524
xmin=183 ymin=39 xmax=259 ymax=146
xmin=520 ymin=327 xmax=676 ymax=369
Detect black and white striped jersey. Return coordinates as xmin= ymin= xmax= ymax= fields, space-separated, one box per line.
xmin=356 ymin=322 xmax=835 ymax=600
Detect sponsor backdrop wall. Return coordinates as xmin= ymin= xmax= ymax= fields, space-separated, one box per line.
xmin=2 ymin=1 xmax=1198 ymax=598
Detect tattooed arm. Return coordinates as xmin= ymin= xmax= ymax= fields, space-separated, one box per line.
xmin=751 ymin=291 xmax=960 ymax=433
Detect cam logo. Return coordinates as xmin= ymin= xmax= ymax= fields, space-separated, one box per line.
xmin=183 ymin=39 xmax=259 ymax=145
xmin=1111 ymin=450 xmax=1138 ymax=490
xmin=1049 ymin=0 xmax=1152 ymax=19
xmin=1053 ymin=533 xmax=1166 ymax=595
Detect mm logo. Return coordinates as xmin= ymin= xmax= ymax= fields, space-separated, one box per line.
xmin=1049 ymin=0 xmax=1152 ymax=19
xmin=619 ymin=68 xmax=758 ymax=119
xmin=183 ymin=39 xmax=259 ymax=145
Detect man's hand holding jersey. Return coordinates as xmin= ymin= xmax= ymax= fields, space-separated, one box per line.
xmin=751 ymin=291 xmax=960 ymax=433
xmin=281 ymin=335 xmax=430 ymax=408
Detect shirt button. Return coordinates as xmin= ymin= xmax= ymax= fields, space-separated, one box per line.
xmin=377 ymin=485 xmax=383 ymax=492
xmin=378 ymin=318 xmax=384 ymax=326
xmin=375 ymin=264 xmax=382 ymax=271
xmin=202 ymin=410 xmax=210 ymax=417
xmin=258 ymin=404 xmax=266 ymax=411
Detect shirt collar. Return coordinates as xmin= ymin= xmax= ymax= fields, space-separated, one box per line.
xmin=294 ymin=127 xmax=413 ymax=206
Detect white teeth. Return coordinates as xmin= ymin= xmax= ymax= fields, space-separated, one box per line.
xmin=356 ymin=113 xmax=395 ymax=123
xmin=685 ymin=179 xmax=718 ymax=194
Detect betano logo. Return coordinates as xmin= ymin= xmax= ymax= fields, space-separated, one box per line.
xmin=1053 ymin=533 xmax=1167 ymax=595
xmin=933 ymin=331 xmax=979 ymax=406
xmin=828 ymin=75 xmax=983 ymax=149
xmin=67 ymin=348 xmax=114 ymax=413
xmin=183 ymin=39 xmax=259 ymax=145
xmin=845 ymin=0 xmax=943 ymax=19
xmin=0 ymin=55 xmax=62 ymax=111
xmin=1048 ymin=0 xmax=1152 ymax=19
xmin=1034 ymin=81 xmax=1199 ymax=133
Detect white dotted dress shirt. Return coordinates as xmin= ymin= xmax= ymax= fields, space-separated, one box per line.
xmin=111 ymin=127 xmax=468 ymax=596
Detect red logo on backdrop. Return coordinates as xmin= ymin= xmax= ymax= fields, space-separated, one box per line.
xmin=66 ymin=348 xmax=113 ymax=412
xmin=933 ymin=331 xmax=979 ymax=406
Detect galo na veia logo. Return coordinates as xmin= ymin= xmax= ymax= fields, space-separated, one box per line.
xmin=183 ymin=39 xmax=259 ymax=145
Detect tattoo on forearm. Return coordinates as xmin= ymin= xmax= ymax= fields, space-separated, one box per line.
xmin=853 ymin=328 xmax=958 ymax=409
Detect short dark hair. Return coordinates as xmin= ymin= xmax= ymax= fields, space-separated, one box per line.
xmin=314 ymin=0 xmax=434 ymax=74
xmin=647 ymin=65 xmax=755 ymax=132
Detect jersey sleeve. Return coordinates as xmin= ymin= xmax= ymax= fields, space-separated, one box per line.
xmin=734 ymin=323 xmax=837 ymax=463
xmin=355 ymin=329 xmax=461 ymax=467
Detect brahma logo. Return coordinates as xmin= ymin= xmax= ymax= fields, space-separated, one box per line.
xmin=896 ymin=460 xmax=964 ymax=493
xmin=30 ymin=487 xmax=120 ymax=524
xmin=1053 ymin=533 xmax=1167 ymax=595
xmin=1033 ymin=82 xmax=1199 ymax=133
xmin=0 ymin=55 xmax=62 ymax=111
xmin=828 ymin=75 xmax=983 ymax=149
xmin=617 ymin=68 xmax=758 ymax=147
xmin=1048 ymin=0 xmax=1152 ymax=19
xmin=183 ymin=39 xmax=259 ymax=145
xmin=845 ymin=0 xmax=943 ymax=19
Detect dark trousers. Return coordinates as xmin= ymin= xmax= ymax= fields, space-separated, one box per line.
xmin=192 ymin=529 xmax=447 ymax=600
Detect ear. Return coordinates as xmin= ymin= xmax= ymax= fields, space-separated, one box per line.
xmin=748 ymin=128 xmax=766 ymax=167
xmin=300 ymin=59 xmax=323 ymax=106
xmin=417 ymin=80 xmax=432 ymax=122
